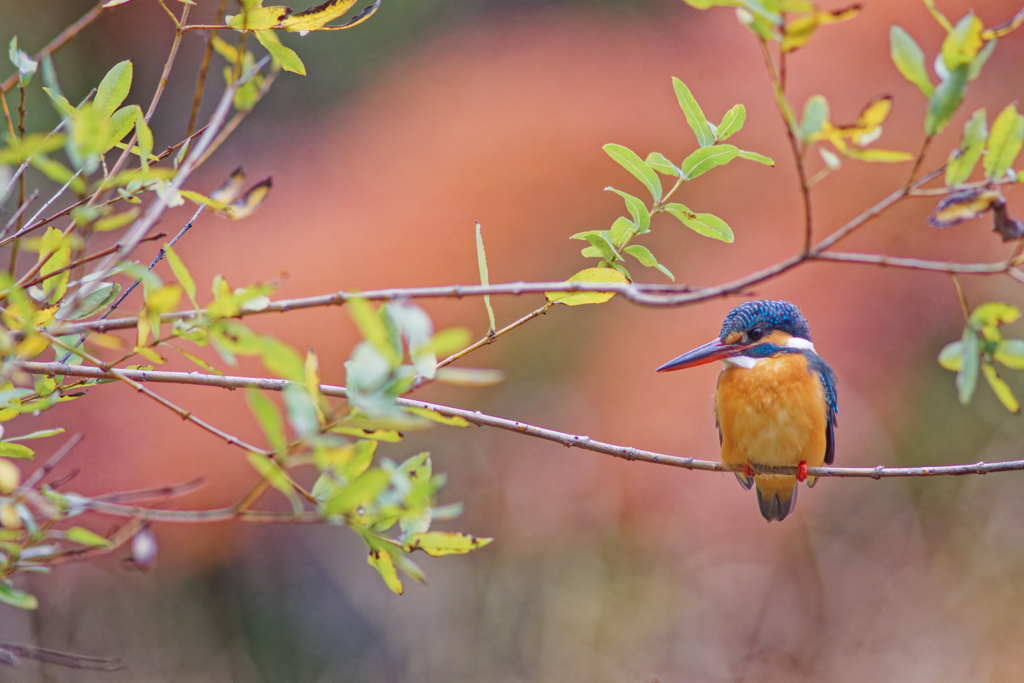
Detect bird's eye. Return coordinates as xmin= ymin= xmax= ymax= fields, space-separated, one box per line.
xmin=748 ymin=328 xmax=764 ymax=342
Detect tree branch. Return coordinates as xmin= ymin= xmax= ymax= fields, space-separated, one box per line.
xmin=21 ymin=362 xmax=1024 ymax=480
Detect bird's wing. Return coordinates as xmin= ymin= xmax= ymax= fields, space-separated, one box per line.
xmin=806 ymin=353 xmax=838 ymax=465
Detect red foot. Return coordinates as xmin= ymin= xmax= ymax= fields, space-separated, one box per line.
xmin=743 ymin=465 xmax=754 ymax=478
xmin=796 ymin=461 xmax=808 ymax=482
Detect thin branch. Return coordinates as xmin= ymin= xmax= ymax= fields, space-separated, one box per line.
xmin=0 ymin=642 xmax=121 ymax=671
xmin=20 ymin=361 xmax=1024 ymax=480
xmin=759 ymin=39 xmax=813 ymax=253
xmin=21 ymin=433 xmax=84 ymax=489
xmin=19 ymin=232 xmax=166 ymax=290
xmin=186 ymin=0 xmax=228 ymax=137
xmin=0 ymin=2 xmax=106 ymax=94
xmin=812 ymin=251 xmax=1012 ymax=274
xmin=39 ymin=339 xmax=271 ymax=456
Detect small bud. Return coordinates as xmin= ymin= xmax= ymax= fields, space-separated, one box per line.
xmin=129 ymin=525 xmax=157 ymax=570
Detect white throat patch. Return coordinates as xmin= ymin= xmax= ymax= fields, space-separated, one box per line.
xmin=786 ymin=337 xmax=816 ymax=352
xmin=723 ymin=356 xmax=761 ymax=369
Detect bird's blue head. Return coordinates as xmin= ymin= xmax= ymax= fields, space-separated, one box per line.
xmin=720 ymin=300 xmax=811 ymax=344
xmin=657 ymin=300 xmax=814 ymax=372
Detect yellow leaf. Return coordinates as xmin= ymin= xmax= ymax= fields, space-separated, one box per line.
xmin=403 ymin=531 xmax=494 ymax=557
xmin=225 ymin=6 xmax=290 ymax=30
xmin=0 ymin=459 xmax=19 ymax=494
xmin=278 ymin=0 xmax=380 ymax=33
xmin=33 ymin=306 xmax=58 ymax=327
xmin=982 ymin=363 xmax=1020 ymax=413
xmin=223 ymin=178 xmax=272 ymax=219
xmin=546 ymin=267 xmax=628 ymax=306
xmin=405 ymin=407 xmax=469 ymax=427
xmin=210 ymin=167 xmax=246 ymax=205
xmin=87 ymin=332 xmax=124 ymax=349
xmin=856 ymin=96 xmax=892 ymax=131
xmin=179 ymin=190 xmax=230 ymax=212
xmin=134 ymin=346 xmax=166 ymax=364
xmin=17 ymin=334 xmax=49 ymax=360
xmin=146 ymin=285 xmax=182 ymax=315
xmin=927 ymin=188 xmax=1003 ymax=228
xmin=367 ymin=547 xmax=403 ymax=594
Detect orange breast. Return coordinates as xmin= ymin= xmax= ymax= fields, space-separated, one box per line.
xmin=715 ymin=353 xmax=828 ymax=472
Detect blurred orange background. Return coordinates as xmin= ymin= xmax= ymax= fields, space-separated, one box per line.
xmin=3 ymin=0 xmax=1024 ymax=680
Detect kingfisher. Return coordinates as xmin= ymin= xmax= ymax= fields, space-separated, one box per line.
xmin=657 ymin=300 xmax=837 ymax=522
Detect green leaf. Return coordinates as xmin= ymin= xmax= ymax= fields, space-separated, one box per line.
xmin=2 ymin=428 xmax=64 ymax=442
xmin=606 ymin=188 xmax=651 ymax=233
xmin=982 ymin=363 xmax=1020 ymax=413
xmin=134 ymin=116 xmax=154 ymax=167
xmin=623 ymin=245 xmax=674 ymax=281
xmin=925 ymin=65 xmax=968 ymax=136
xmin=95 ymin=61 xmax=133 ymax=117
xmin=8 ymin=38 xmax=38 ymax=86
xmin=716 ymin=104 xmax=745 ymax=142
xmin=672 ymin=77 xmax=714 ymax=148
xmin=0 ymin=583 xmax=37 ymax=610
xmin=644 ymin=152 xmax=679 ymax=177
xmin=889 ymin=26 xmax=934 ymax=98
xmin=946 ymin=109 xmax=988 ymax=186
xmin=984 ymin=104 xmax=1024 ymax=181
xmin=967 ymin=38 xmax=996 ymax=82
xmin=607 ymin=218 xmax=632 ymax=244
xmin=65 ymin=526 xmax=112 ymax=547
xmin=583 ymin=233 xmax=617 ymax=262
xmin=261 ymin=337 xmax=306 ymax=383
xmin=938 ymin=340 xmax=964 ymax=371
xmin=474 ymin=222 xmax=495 ymax=335
xmin=603 ymin=144 xmax=662 ymax=202
xmin=247 ymin=452 xmax=299 ymax=503
xmin=663 ymin=203 xmax=734 ymax=242
xmin=956 ymin=327 xmax=980 ymax=404
xmin=103 ymin=106 xmax=137 ymax=153
xmin=247 ymin=389 xmax=287 ymax=451
xmin=737 ymin=150 xmax=775 ymax=166
xmin=71 ymin=103 xmax=111 ymax=159
xmin=163 ymin=245 xmax=197 ymax=309
xmin=43 ymin=87 xmax=78 ymax=118
xmin=995 ymin=339 xmax=1024 ymax=369
xmin=404 ymin=531 xmax=493 ymax=557
xmin=800 ymin=95 xmax=829 ymax=140
xmin=679 ymin=144 xmax=739 ymax=180
xmin=253 ymin=29 xmax=306 ymax=76
xmin=0 ymin=443 xmax=33 ymax=459
xmin=347 ymin=298 xmax=400 ymax=367
xmin=545 ymin=267 xmax=628 ymax=306
xmin=323 ymin=468 xmax=390 ymax=516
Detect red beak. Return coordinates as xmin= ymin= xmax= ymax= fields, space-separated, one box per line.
xmin=656 ymin=338 xmax=748 ymax=372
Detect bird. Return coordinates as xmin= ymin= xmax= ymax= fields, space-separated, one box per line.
xmin=656 ymin=300 xmax=837 ymax=522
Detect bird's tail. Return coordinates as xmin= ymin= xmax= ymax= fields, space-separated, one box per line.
xmin=754 ymin=475 xmax=798 ymax=522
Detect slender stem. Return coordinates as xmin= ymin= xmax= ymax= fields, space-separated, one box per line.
xmin=186 ymin=0 xmax=228 ymax=137
xmin=21 ymin=361 xmax=1024 ymax=480
xmin=951 ymin=274 xmax=972 ymax=321
xmin=759 ymin=39 xmax=812 ymax=253
xmin=19 ymin=232 xmax=166 ymax=290
xmin=41 ymin=337 xmax=272 ymax=456
xmin=0 ymin=2 xmax=106 ymax=94
xmin=906 ymin=135 xmax=932 ymax=187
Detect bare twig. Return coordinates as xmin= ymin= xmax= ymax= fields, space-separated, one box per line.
xmin=21 ymin=433 xmax=84 ymax=489
xmin=20 ymin=361 xmax=1024 ymax=480
xmin=0 ymin=2 xmax=106 ymax=94
xmin=0 ymin=642 xmax=121 ymax=671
